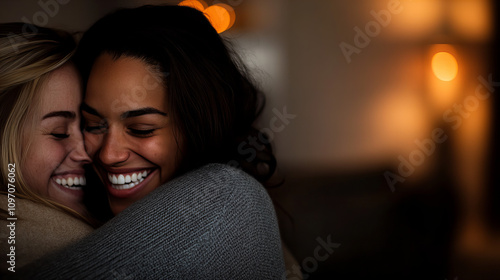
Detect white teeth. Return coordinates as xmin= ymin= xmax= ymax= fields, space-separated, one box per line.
xmin=118 ymin=175 xmax=125 ymax=184
xmin=112 ymin=181 xmax=135 ymax=190
xmin=107 ymin=170 xmax=149 ymax=189
xmin=54 ymin=176 xmax=85 ymax=189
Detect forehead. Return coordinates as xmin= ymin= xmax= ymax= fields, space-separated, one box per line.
xmin=85 ymin=53 xmax=167 ymax=113
xmin=39 ymin=64 xmax=82 ymax=113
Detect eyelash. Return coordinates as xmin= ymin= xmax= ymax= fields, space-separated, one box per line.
xmin=51 ymin=133 xmax=70 ymax=139
xmin=84 ymin=125 xmax=156 ymax=138
xmin=128 ymin=128 xmax=155 ymax=137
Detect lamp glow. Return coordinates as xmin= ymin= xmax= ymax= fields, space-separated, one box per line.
xmin=204 ymin=4 xmax=233 ymax=33
xmin=178 ymin=0 xmax=235 ymax=33
xmin=432 ymin=52 xmax=458 ymax=81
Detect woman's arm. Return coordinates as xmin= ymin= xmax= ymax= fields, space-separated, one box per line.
xmin=20 ymin=164 xmax=286 ymax=279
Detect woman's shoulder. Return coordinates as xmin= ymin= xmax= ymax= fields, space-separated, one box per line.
xmin=100 ymin=164 xmax=285 ymax=279
xmin=147 ymin=163 xmax=273 ymax=211
xmin=172 ymin=163 xmax=266 ymax=191
xmin=118 ymin=163 xmax=277 ymax=229
xmin=131 ymin=163 xmax=280 ymax=243
xmin=0 ymin=193 xmax=93 ymax=270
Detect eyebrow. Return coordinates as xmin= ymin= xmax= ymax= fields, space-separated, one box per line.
xmin=42 ymin=111 xmax=76 ymax=120
xmin=121 ymin=108 xmax=167 ymax=119
xmin=81 ymin=102 xmax=166 ymax=119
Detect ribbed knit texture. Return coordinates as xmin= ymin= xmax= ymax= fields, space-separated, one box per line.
xmin=20 ymin=164 xmax=285 ymax=279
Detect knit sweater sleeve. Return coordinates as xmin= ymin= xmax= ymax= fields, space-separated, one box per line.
xmin=19 ymin=164 xmax=286 ymax=279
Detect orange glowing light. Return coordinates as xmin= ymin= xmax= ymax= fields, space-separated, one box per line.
xmin=214 ymin=3 xmax=235 ymax=31
xmin=204 ymin=4 xmax=234 ymax=33
xmin=178 ymin=0 xmax=235 ymax=33
xmin=178 ymin=0 xmax=207 ymax=11
xmin=450 ymin=0 xmax=492 ymax=41
xmin=386 ymin=0 xmax=444 ymax=39
xmin=432 ymin=52 xmax=458 ymax=81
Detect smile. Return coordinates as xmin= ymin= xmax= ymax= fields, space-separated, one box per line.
xmin=108 ymin=170 xmax=151 ymax=190
xmin=54 ymin=176 xmax=86 ymax=190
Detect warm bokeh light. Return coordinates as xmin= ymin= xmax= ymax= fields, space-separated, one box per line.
xmin=449 ymin=0 xmax=492 ymax=41
xmin=386 ymin=0 xmax=444 ymax=39
xmin=178 ymin=0 xmax=235 ymax=33
xmin=432 ymin=52 xmax=458 ymax=82
xmin=214 ymin=3 xmax=235 ymax=31
xmin=427 ymin=46 xmax=461 ymax=113
xmin=204 ymin=4 xmax=234 ymax=33
xmin=368 ymin=88 xmax=431 ymax=162
xmin=178 ymin=0 xmax=206 ymax=11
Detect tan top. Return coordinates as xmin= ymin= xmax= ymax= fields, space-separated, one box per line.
xmin=0 ymin=194 xmax=93 ymax=273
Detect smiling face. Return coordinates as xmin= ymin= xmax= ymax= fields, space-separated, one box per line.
xmin=21 ymin=63 xmax=91 ymax=215
xmin=82 ymin=53 xmax=183 ymax=215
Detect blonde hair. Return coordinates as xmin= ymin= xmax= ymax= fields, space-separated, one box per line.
xmin=0 ymin=23 xmax=92 ymax=224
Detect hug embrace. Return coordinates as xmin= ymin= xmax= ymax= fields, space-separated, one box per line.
xmin=0 ymin=5 xmax=291 ymax=279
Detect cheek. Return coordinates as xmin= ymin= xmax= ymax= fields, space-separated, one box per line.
xmin=139 ymin=136 xmax=181 ymax=170
xmin=22 ymin=140 xmax=66 ymax=190
xmin=38 ymin=142 xmax=67 ymax=172
xmin=142 ymin=136 xmax=179 ymax=184
xmin=140 ymin=138 xmax=171 ymax=163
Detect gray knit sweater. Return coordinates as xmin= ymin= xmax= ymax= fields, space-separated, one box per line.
xmin=20 ymin=164 xmax=286 ymax=279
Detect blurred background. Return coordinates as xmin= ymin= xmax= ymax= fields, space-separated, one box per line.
xmin=1 ymin=0 xmax=499 ymax=278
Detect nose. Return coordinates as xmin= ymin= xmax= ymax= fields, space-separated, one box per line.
xmin=70 ymin=131 xmax=92 ymax=164
xmin=99 ymin=127 xmax=129 ymax=166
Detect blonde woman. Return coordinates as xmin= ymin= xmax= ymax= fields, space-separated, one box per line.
xmin=0 ymin=23 xmax=93 ymax=272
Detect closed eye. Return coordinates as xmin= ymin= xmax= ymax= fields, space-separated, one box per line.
xmin=51 ymin=133 xmax=70 ymax=139
xmin=128 ymin=128 xmax=155 ymax=137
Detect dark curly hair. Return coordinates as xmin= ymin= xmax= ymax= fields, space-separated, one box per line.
xmin=74 ymin=5 xmax=277 ymax=185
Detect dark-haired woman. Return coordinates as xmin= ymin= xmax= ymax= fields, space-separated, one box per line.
xmin=22 ymin=5 xmax=286 ymax=279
